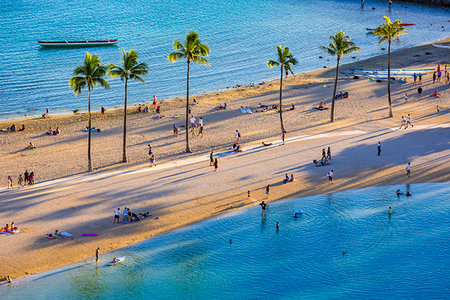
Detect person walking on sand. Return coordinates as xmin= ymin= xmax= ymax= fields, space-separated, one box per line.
xmin=266 ymin=184 xmax=270 ymax=196
xmin=24 ymin=170 xmax=29 ymax=185
xmin=150 ymin=154 xmax=156 ymax=167
xmin=18 ymin=174 xmax=23 ymax=188
xmin=399 ymin=116 xmax=406 ymax=129
xmin=213 ymin=158 xmax=218 ymax=171
xmin=327 ymin=147 xmax=332 ymax=160
xmin=210 ymin=151 xmax=214 ymax=166
xmin=199 ymin=117 xmax=204 ymax=128
xmin=406 ymin=114 xmax=414 ymax=128
xmin=173 ymin=124 xmax=178 ymax=137
xmin=114 ymin=208 xmax=120 ymax=224
xmin=417 ymin=86 xmax=423 ymax=99
xmin=322 ymin=148 xmax=326 ymax=161
xmin=260 ymin=200 xmax=268 ymax=216
xmin=95 ymin=247 xmax=100 ymax=263
xmin=377 ymin=141 xmax=381 ymax=156
xmin=235 ymin=130 xmax=241 ymax=144
xmin=406 ymin=163 xmax=411 ymax=177
xmin=404 ymin=93 xmax=408 ymax=101
xmin=45 ymin=108 xmax=49 ymax=117
xmin=198 ymin=125 xmax=204 ymax=138
xmin=433 ymin=71 xmax=436 ymax=84
xmin=327 ymin=170 xmax=334 ymax=184
xmin=101 ymin=105 xmax=105 ymax=115
xmin=7 ymin=176 xmax=13 ymax=189
xmin=282 ymin=132 xmax=285 ymax=145
xmin=147 ymin=144 xmax=152 ymax=156
xmin=419 ymin=73 xmax=423 ymax=84
xmin=413 ymin=73 xmax=417 ymax=85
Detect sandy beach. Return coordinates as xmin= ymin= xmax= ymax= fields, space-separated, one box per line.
xmin=0 ymin=38 xmax=449 ymax=281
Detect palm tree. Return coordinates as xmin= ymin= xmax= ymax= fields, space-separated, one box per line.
xmin=108 ymin=49 xmax=148 ymax=163
xmin=69 ymin=52 xmax=109 ymax=171
xmin=374 ymin=16 xmax=406 ymax=118
xmin=319 ymin=30 xmax=360 ymax=123
xmin=267 ymin=45 xmax=297 ymax=134
xmin=168 ymin=31 xmax=210 ymax=153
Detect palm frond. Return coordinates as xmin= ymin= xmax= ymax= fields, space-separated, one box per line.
xmin=267 ymin=59 xmax=280 ymax=68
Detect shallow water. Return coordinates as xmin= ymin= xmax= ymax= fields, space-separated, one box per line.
xmin=0 ymin=0 xmax=448 ymax=119
xmin=3 ymin=182 xmax=450 ymax=299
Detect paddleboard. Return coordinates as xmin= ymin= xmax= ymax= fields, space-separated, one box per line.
xmin=108 ymin=256 xmax=125 ymax=266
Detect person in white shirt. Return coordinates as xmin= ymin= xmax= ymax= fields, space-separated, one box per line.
xmin=199 ymin=117 xmax=203 ymax=127
xmin=235 ymin=130 xmax=241 ymax=143
xmin=114 ymin=208 xmax=120 ymax=224
xmin=406 ymin=163 xmax=411 ymax=177
xmin=406 ymin=114 xmax=414 ymax=128
xmin=327 ymin=170 xmax=334 ymax=183
xmin=189 ymin=116 xmax=196 ymax=132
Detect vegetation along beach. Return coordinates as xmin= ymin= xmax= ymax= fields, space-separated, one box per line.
xmin=0 ymin=0 xmax=449 ymax=298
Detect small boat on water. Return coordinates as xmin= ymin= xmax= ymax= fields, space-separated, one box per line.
xmin=38 ymin=39 xmax=118 ymax=47
xmin=432 ymin=44 xmax=450 ymax=50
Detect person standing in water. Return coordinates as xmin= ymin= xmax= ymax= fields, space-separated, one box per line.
xmin=95 ymin=247 xmax=100 ymax=263
xmin=276 ymin=221 xmax=279 ymax=230
xmin=260 ymin=201 xmax=268 ymax=216
xmin=377 ymin=141 xmax=381 ymax=156
xmin=388 ymin=207 xmax=392 ymax=214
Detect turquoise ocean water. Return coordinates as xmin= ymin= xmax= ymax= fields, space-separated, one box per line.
xmin=0 ymin=0 xmax=448 ymax=119
xmin=2 ymin=182 xmax=450 ymax=299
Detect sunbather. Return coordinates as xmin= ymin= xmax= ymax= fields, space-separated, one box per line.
xmin=47 ymin=127 xmax=53 ymax=135
xmin=283 ymin=173 xmax=289 ymax=183
xmin=262 ymin=142 xmax=272 ymax=147
xmin=26 ymin=142 xmax=35 ymax=149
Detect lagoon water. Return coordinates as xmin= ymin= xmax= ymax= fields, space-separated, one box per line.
xmin=0 ymin=0 xmax=449 ymax=119
xmin=2 ymin=182 xmax=450 ymax=299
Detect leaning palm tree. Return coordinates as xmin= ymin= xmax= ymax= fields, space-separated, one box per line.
xmin=108 ymin=49 xmax=148 ymax=163
xmin=168 ymin=31 xmax=210 ymax=153
xmin=69 ymin=52 xmax=109 ymax=171
xmin=319 ymin=30 xmax=360 ymax=123
xmin=267 ymin=45 xmax=297 ymax=134
xmin=374 ymin=16 xmax=406 ymax=118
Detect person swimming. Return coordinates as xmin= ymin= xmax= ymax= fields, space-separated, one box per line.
xmin=405 ymin=191 xmax=412 ymax=197
xmin=388 ymin=207 xmax=392 ymax=214
xmin=396 ymin=189 xmax=403 ymax=196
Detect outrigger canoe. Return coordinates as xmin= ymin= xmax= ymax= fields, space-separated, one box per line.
xmin=38 ymin=39 xmax=118 ymax=47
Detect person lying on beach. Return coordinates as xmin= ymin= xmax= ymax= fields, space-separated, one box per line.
xmin=155 ymin=105 xmax=161 ymax=114
xmin=261 ymin=142 xmax=272 ymax=147
xmin=288 ymin=103 xmax=295 ymax=111
xmin=335 ymin=91 xmax=348 ymax=99
xmin=47 ymin=233 xmax=61 ymax=239
xmin=215 ymin=103 xmax=227 ymax=110
xmin=315 ymin=101 xmax=328 ymax=110
xmin=258 ymin=103 xmax=268 ymax=109
xmin=140 ymin=211 xmax=152 ymax=218
xmin=232 ymin=143 xmax=242 ymax=152
xmin=313 ymin=159 xmax=329 ymax=167
xmin=112 ymin=257 xmax=120 ymax=263
xmin=289 ymin=174 xmax=294 ymax=182
xmin=191 ymin=99 xmax=198 ymax=106
xmin=283 ymin=174 xmax=290 ymax=183
xmin=18 ymin=124 xmax=25 ymax=131
xmin=431 ymin=90 xmax=441 ymax=98
xmin=130 ymin=212 xmax=140 ymax=222
xmin=47 ymin=127 xmax=53 ymax=135
xmin=26 ymin=142 xmax=36 ymax=149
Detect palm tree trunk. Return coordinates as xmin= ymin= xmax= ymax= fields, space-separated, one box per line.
xmin=330 ymin=58 xmax=340 ymax=123
xmin=279 ymin=66 xmax=286 ymax=133
xmin=122 ymin=78 xmax=128 ymax=163
xmin=87 ymin=86 xmax=92 ymax=172
xmin=387 ymin=40 xmax=393 ymax=118
xmin=185 ymin=60 xmax=191 ymax=153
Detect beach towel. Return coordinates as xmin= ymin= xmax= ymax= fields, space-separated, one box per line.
xmin=240 ymin=107 xmax=246 ymax=114
xmin=245 ymin=108 xmax=253 ymax=114
xmin=60 ymin=232 xmax=72 ymax=237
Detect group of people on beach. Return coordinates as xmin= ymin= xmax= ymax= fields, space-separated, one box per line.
xmin=114 ymin=207 xmax=151 ymax=224
xmin=46 ymin=127 xmax=60 ymax=135
xmin=5 ymin=124 xmax=25 ymax=132
xmin=148 ymin=144 xmax=156 ymax=167
xmin=1 ymin=222 xmax=19 ymax=234
xmin=7 ymin=170 xmax=35 ymax=188
xmin=399 ymin=114 xmax=414 ymax=129
xmin=415 ymin=64 xmax=447 ymax=101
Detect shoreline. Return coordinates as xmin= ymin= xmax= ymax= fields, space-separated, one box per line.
xmin=1 ymin=37 xmax=448 ymax=123
xmin=3 ymin=180 xmax=449 ymax=286
xmin=0 ymin=37 xmax=449 ymax=282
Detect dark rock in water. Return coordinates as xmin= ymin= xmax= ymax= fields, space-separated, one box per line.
xmin=381 ymin=48 xmax=386 ymax=50
xmin=372 ymin=6 xmax=376 ymax=9
xmin=319 ymin=56 xmax=323 ymax=58
xmin=425 ymin=52 xmax=432 ymax=55
xmin=352 ymin=56 xmax=357 ymax=59
xmin=323 ymin=66 xmax=327 ymax=68
xmin=414 ymin=54 xmax=421 ymax=57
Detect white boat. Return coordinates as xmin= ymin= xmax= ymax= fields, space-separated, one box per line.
xmin=432 ymin=44 xmax=450 ymax=49
xmin=38 ymin=39 xmax=118 ymax=47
